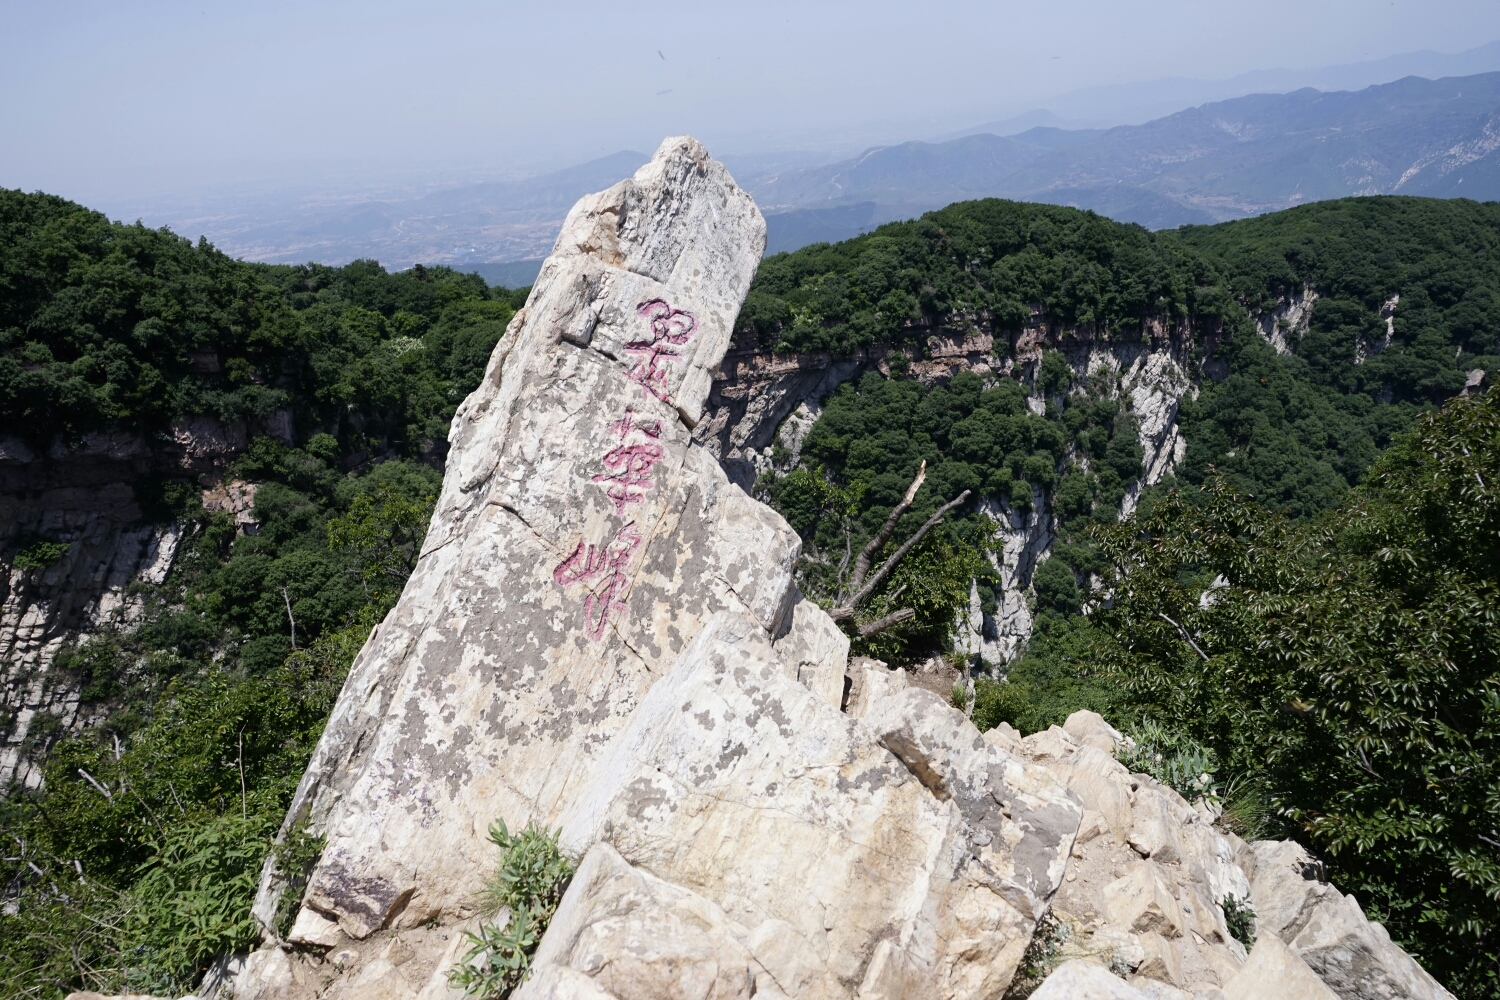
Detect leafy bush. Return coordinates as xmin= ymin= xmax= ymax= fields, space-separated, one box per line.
xmin=1116 ymin=718 xmax=1221 ymax=805
xmin=1221 ymin=894 xmax=1256 ymax=949
xmin=1092 ymin=387 xmax=1500 ymax=998
xmin=12 ymin=540 xmax=69 ymax=570
xmin=449 ymin=821 xmax=576 ymax=999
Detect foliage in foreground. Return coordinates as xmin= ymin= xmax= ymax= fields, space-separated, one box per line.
xmin=449 ymin=822 xmax=576 ymax=999
xmin=0 ymin=615 xmax=366 ymax=996
xmin=1092 ymin=388 xmax=1500 ymax=998
xmin=1 ymin=465 xmax=434 ymax=997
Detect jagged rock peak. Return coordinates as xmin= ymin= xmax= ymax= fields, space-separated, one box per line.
xmin=218 ymin=138 xmax=1452 ymax=1000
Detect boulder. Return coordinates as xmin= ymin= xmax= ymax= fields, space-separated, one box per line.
xmin=233 ymin=137 xmax=1078 ymax=1000
xmin=1030 ymin=960 xmax=1154 ymax=999
xmin=1103 ymin=863 xmax=1185 ymax=939
xmin=1064 ymin=709 xmax=1126 ymax=754
xmin=845 ymin=657 xmax=907 ymax=719
xmin=1248 ymin=841 xmax=1455 ymax=1000
xmin=772 ymin=590 xmax=848 ymax=709
xmin=250 ymin=135 xmax=787 ymax=944
xmin=518 ymin=842 xmax=760 ymax=1000
xmin=1222 ymin=934 xmax=1337 ymax=1000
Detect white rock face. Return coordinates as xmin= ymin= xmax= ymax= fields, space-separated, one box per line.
xmin=1008 ymin=711 xmax=1452 ymax=1000
xmin=251 ymin=136 xmax=787 ymax=943
xmin=1245 ymin=841 xmax=1454 ymax=1000
xmin=226 ymin=137 xmax=1451 ymax=1000
xmin=1255 ymin=284 xmax=1318 ymax=357
xmin=238 ymin=138 xmax=1078 ymax=1000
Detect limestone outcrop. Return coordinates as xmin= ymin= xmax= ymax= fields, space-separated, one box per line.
xmin=987 ymin=709 xmax=1455 ymax=1000
xmin=219 ymin=138 xmax=1450 ymax=1000
xmin=698 ymin=320 xmax=1198 ymax=664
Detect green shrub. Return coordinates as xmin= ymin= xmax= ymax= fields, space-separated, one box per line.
xmin=1221 ymin=895 xmax=1256 ymax=949
xmin=1116 ymin=718 xmax=1221 ymax=805
xmin=449 ymin=821 xmax=576 ymax=999
xmin=13 ymin=540 xmax=69 ymax=570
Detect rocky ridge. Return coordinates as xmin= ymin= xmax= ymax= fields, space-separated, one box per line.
xmin=187 ymin=139 xmax=1452 ymax=1000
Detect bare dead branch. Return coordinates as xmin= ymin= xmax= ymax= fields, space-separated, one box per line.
xmin=1157 ymin=611 xmax=1209 ymax=662
xmin=77 ymin=769 xmax=113 ymax=802
xmin=836 ymin=489 xmax=971 ymax=617
xmin=858 ymin=608 xmax=917 ymax=637
xmin=848 ymin=460 xmax=926 ymax=593
xmin=281 ymin=586 xmax=297 ymax=649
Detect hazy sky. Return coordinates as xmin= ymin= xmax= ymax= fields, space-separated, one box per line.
xmin=5 ymin=0 xmax=1500 ymax=205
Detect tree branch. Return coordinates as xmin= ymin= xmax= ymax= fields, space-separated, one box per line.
xmin=1157 ymin=611 xmax=1209 ymax=662
xmin=833 ymin=489 xmax=971 ymax=619
xmin=848 ymin=461 xmax=926 ymax=593
xmin=77 ymin=769 xmax=113 ymax=802
xmin=858 ymin=608 xmax=917 ymax=637
xmin=281 ymin=586 xmax=298 ymax=649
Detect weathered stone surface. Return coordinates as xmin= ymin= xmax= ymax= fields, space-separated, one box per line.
xmin=1104 ymin=863 xmax=1185 ymax=939
xmin=1064 ymin=710 xmax=1126 ymax=754
xmin=845 ymin=658 xmax=908 ymax=720
xmin=1222 ymin=934 xmax=1338 ymax=1000
xmin=250 ymin=136 xmax=784 ymax=945
xmin=772 ymin=590 xmax=848 ymax=709
xmin=1248 ymin=840 xmax=1454 ymax=1000
xmin=1030 ymin=959 xmax=1154 ymax=999
xmin=556 ymin=614 xmax=1080 ymax=999
xmin=519 ymin=841 xmax=759 ymax=1000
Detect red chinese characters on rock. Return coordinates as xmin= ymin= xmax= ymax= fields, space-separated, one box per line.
xmin=552 ymin=299 xmax=695 ymax=640
xmin=552 ymin=523 xmax=642 ymax=641
xmin=592 ymin=411 xmax=665 ymax=516
xmin=626 ymin=298 xmax=698 ymax=403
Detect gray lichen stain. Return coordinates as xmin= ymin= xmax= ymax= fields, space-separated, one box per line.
xmin=623 ymin=776 xmax=674 ymax=820
xmin=837 ymin=762 xmax=896 ymax=796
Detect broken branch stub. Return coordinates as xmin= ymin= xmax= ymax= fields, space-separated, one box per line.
xmin=831 ymin=488 xmax=972 ymax=627
xmin=848 ymin=460 xmax=926 ymax=594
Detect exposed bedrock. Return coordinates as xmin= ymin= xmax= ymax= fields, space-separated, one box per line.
xmin=0 ymin=417 xmax=259 ymax=790
xmin=220 ymin=140 xmax=1449 ymax=1000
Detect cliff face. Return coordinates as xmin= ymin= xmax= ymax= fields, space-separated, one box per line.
xmin=695 ymin=320 xmax=1198 ymax=663
xmin=217 ymin=138 xmax=1452 ymax=1000
xmin=0 ymin=419 xmax=256 ymax=789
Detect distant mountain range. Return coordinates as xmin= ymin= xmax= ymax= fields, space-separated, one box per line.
xmin=751 ymin=72 xmax=1500 ymax=248
xmin=955 ymin=39 xmax=1500 ymax=132
xmin=132 ymin=66 xmax=1500 ymax=274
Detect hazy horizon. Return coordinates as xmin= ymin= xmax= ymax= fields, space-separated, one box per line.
xmin=6 ymin=2 xmax=1500 ymax=206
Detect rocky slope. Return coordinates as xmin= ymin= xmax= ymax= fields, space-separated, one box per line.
xmin=191 ymin=138 xmax=1452 ymax=1000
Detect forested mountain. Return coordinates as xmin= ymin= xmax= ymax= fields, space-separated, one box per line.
xmin=742 ymin=195 xmax=1499 ymax=995
xmin=750 ymin=72 xmax=1500 ymax=242
xmin=1 ymin=187 xmax=1496 ymax=997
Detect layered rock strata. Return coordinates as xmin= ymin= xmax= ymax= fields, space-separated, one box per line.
xmin=0 ymin=419 xmax=256 ymax=790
